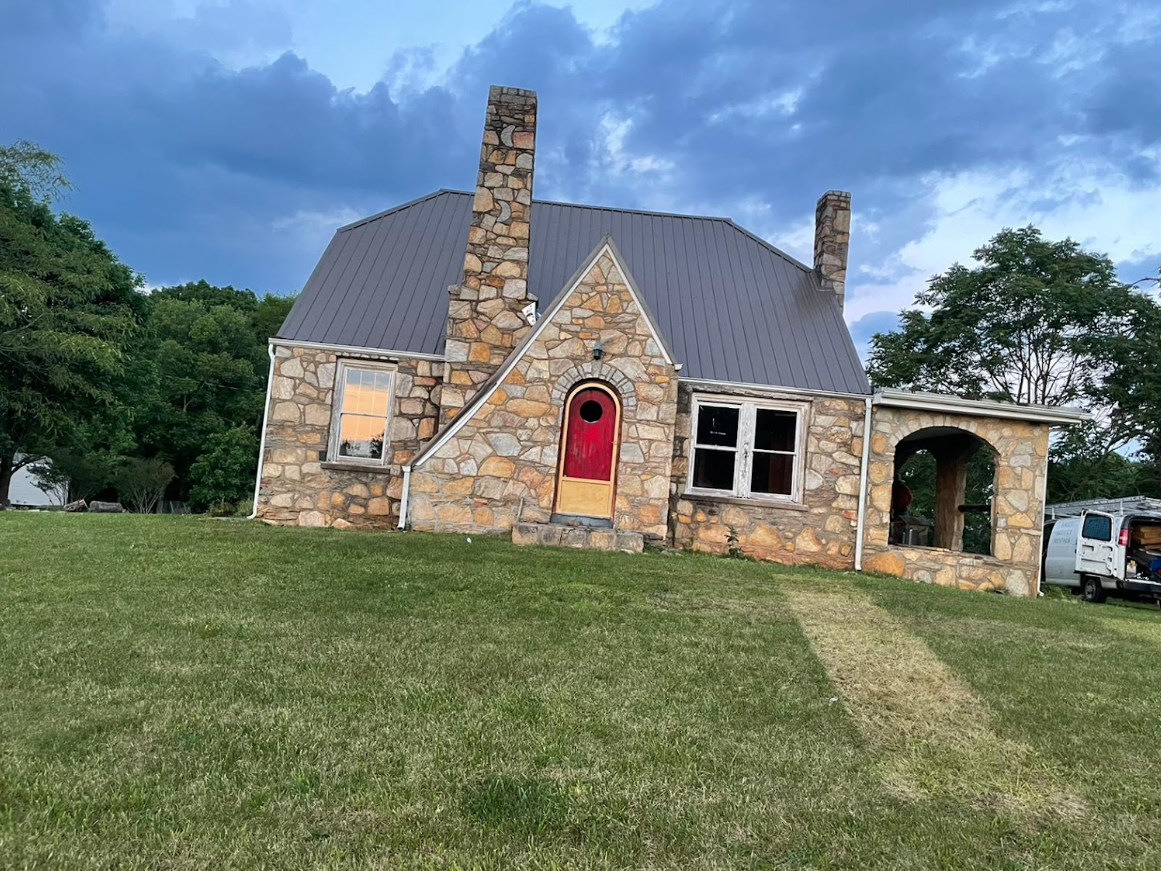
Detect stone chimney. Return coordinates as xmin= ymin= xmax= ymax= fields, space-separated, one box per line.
xmin=814 ymin=190 xmax=851 ymax=309
xmin=442 ymin=85 xmax=538 ymax=423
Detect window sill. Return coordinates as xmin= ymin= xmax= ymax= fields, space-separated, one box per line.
xmin=889 ymin=543 xmax=996 ymax=561
xmin=320 ymin=460 xmax=393 ymax=475
xmin=681 ymin=492 xmax=809 ymax=513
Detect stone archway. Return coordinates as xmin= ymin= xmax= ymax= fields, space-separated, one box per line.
xmin=864 ymin=405 xmax=1051 ymax=596
xmin=550 ymin=362 xmax=638 ymax=412
xmin=892 ymin=426 xmax=998 ymax=553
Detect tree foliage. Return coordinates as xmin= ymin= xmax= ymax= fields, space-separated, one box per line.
xmin=29 ymin=450 xmax=116 ymax=503
xmin=188 ymin=426 xmax=259 ymax=514
xmin=130 ymin=282 xmax=292 ymax=499
xmin=0 ymin=143 xmax=145 ymax=505
xmin=868 ymin=226 xmax=1161 ymax=503
xmin=867 ymin=227 xmax=1140 ymax=411
xmin=0 ymin=142 xmax=296 ymax=509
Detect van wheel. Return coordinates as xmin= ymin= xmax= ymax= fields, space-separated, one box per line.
xmin=1082 ymin=576 xmax=1106 ymax=604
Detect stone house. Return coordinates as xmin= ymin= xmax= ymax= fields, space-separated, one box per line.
xmin=255 ymin=85 xmax=1085 ymax=596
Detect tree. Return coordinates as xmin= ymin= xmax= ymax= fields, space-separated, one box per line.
xmin=29 ymin=450 xmax=116 ymax=503
xmin=115 ymin=458 xmax=174 ymax=514
xmin=130 ymin=282 xmax=292 ymax=500
xmin=867 ymin=227 xmax=1140 ymax=412
xmin=188 ymin=425 xmax=259 ymax=513
xmin=0 ymin=141 xmax=71 ymax=202
xmin=0 ymin=142 xmax=146 ymax=506
xmin=866 ymin=227 xmax=1161 ymax=503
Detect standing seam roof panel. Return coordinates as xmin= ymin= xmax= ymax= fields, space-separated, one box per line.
xmin=276 ymin=190 xmax=871 ymax=394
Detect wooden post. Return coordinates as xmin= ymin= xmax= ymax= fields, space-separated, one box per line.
xmin=932 ymin=436 xmax=979 ymax=551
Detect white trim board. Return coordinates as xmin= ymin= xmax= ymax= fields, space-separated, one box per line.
xmin=872 ymin=389 xmax=1089 ymax=425
xmin=681 ymin=377 xmax=869 ymax=402
xmin=269 ymin=337 xmax=445 ymax=363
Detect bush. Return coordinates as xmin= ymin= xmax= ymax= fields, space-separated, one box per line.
xmin=188 ymin=426 xmax=258 ymax=514
xmin=115 ymin=457 xmax=175 ymax=514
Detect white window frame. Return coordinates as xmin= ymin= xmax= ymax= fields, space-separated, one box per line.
xmin=685 ymin=394 xmax=807 ymax=503
xmin=327 ymin=360 xmax=397 ymax=466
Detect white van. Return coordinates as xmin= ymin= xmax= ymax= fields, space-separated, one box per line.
xmin=1043 ymin=499 xmax=1161 ymax=605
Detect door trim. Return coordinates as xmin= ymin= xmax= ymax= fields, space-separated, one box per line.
xmin=553 ymin=381 xmax=622 ymax=520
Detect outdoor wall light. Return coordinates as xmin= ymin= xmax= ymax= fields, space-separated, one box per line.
xmin=592 ymin=339 xmax=604 ymax=361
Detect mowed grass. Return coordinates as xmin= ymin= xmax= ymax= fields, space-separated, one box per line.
xmin=2 ymin=516 xmax=1161 ymax=869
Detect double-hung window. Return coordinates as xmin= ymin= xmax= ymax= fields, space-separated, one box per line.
xmin=687 ymin=396 xmax=805 ymax=501
xmin=328 ymin=361 xmax=396 ymax=464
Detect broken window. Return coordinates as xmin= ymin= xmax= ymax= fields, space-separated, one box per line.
xmin=329 ymin=362 xmax=395 ymax=463
xmin=688 ymin=398 xmax=803 ymax=500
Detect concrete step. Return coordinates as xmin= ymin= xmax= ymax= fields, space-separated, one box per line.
xmin=512 ymin=522 xmax=644 ymax=554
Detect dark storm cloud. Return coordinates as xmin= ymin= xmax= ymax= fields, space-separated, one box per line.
xmin=0 ymin=0 xmax=1156 ymax=298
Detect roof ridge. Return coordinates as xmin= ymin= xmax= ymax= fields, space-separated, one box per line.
xmin=344 ymin=189 xmax=812 ymax=275
xmin=723 ymin=219 xmax=814 ymax=276
xmin=335 ymin=189 xmax=459 ymax=233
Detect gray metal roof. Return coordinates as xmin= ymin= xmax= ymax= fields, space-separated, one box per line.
xmin=277 ymin=190 xmax=870 ymax=394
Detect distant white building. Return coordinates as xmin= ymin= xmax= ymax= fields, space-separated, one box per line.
xmin=9 ymin=456 xmax=66 ymax=507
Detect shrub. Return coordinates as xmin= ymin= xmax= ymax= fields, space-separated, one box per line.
xmin=115 ymin=457 xmax=175 ymax=514
xmin=188 ymin=426 xmax=258 ymax=514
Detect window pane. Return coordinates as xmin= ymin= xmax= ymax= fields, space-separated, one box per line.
xmin=692 ymin=447 xmax=735 ymax=491
xmin=750 ymin=451 xmax=793 ymax=496
xmin=696 ymin=405 xmax=739 ymax=447
xmin=1081 ymin=513 xmax=1112 ymax=542
xmin=754 ymin=409 xmax=797 ymax=452
xmin=368 ymin=371 xmax=392 ymax=415
xmin=338 ymin=414 xmax=385 ymax=459
xmin=341 ymin=367 xmax=391 ymax=416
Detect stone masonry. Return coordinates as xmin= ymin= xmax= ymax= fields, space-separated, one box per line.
xmin=670 ymin=389 xmax=867 ymax=568
xmin=442 ymin=86 xmax=538 ymax=425
xmin=860 ymin=406 xmax=1050 ymax=596
xmin=409 ymin=246 xmax=678 ymax=538
xmin=256 ymin=345 xmax=440 ymax=528
xmin=814 ymin=191 xmax=850 ymax=309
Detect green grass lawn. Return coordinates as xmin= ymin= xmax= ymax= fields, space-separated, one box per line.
xmin=3 ymin=515 xmax=1161 ymax=870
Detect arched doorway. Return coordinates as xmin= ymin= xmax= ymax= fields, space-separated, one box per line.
xmin=553 ymin=381 xmax=622 ymax=523
xmin=891 ymin=427 xmax=997 ymax=554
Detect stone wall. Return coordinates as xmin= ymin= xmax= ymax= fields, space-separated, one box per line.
xmin=408 ymin=247 xmax=678 ymax=538
xmin=860 ymin=406 xmax=1050 ymax=596
xmin=669 ymin=388 xmax=866 ymax=568
xmin=256 ymin=345 xmax=440 ymax=528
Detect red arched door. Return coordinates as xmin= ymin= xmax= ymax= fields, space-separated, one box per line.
xmin=555 ymin=384 xmax=621 ymax=519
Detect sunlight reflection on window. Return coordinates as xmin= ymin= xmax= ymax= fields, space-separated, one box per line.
xmin=336 ymin=367 xmax=392 ymax=460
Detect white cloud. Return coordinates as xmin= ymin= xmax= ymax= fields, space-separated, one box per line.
xmin=843 ymin=156 xmax=1161 ymax=324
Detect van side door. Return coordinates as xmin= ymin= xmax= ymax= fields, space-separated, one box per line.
xmin=1075 ymin=511 xmax=1118 ymax=578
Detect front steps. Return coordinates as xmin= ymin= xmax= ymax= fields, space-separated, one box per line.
xmin=512 ymin=522 xmax=644 ymax=554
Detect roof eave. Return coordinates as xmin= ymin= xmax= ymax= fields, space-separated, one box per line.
xmin=872 ymin=389 xmax=1090 ymax=425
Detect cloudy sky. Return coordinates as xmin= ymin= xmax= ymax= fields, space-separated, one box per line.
xmin=4 ymin=0 xmax=1159 ymax=349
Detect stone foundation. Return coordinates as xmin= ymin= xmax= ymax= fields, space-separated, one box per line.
xmin=670 ymin=390 xmax=866 ymax=568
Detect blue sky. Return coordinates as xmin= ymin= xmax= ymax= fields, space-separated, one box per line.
xmin=3 ymin=0 xmax=1159 ymax=349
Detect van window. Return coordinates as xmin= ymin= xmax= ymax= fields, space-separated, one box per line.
xmin=1081 ymin=514 xmax=1113 ymax=542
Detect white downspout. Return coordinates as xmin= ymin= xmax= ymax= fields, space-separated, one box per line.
xmin=247 ymin=344 xmax=277 ymax=519
xmin=854 ymin=393 xmax=873 ymax=571
xmin=397 ymin=465 xmax=412 ymax=529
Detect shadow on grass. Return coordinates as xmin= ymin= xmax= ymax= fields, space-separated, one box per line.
xmin=460 ymin=774 xmax=634 ymax=846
